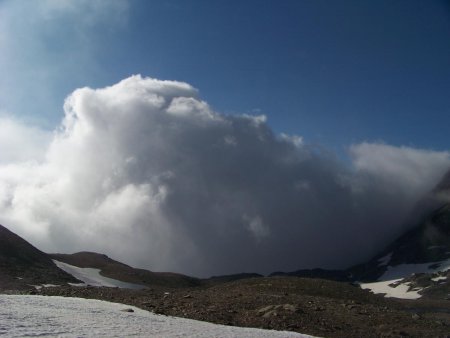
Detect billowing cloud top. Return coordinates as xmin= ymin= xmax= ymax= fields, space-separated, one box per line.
xmin=1 ymin=75 xmax=449 ymax=276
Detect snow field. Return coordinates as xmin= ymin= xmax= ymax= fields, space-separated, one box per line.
xmin=0 ymin=295 xmax=317 ymax=338
xmin=53 ymin=260 xmax=145 ymax=289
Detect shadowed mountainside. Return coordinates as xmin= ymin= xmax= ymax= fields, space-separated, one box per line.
xmin=0 ymin=224 xmax=79 ymax=289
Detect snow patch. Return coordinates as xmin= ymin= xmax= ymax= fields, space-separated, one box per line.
xmin=53 ymin=260 xmax=145 ymax=289
xmin=68 ymin=282 xmax=88 ymax=287
xmin=0 ymin=295 xmax=317 ymax=338
xmin=360 ymin=258 xmax=450 ymax=299
xmin=360 ymin=280 xmax=422 ymax=300
xmin=431 ymin=276 xmax=447 ymax=282
xmin=30 ymin=284 xmax=60 ymax=290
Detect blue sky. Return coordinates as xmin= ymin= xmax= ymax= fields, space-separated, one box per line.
xmin=1 ymin=0 xmax=449 ymax=153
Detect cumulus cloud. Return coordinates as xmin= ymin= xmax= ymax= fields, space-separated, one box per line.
xmin=0 ymin=116 xmax=52 ymax=164
xmin=350 ymin=142 xmax=450 ymax=194
xmin=0 ymin=75 xmax=449 ymax=277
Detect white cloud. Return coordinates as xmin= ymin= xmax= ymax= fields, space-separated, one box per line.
xmin=280 ymin=133 xmax=303 ymax=147
xmin=0 ymin=116 xmax=52 ymax=164
xmin=350 ymin=142 xmax=450 ymax=193
xmin=243 ymin=214 xmax=270 ymax=241
xmin=36 ymin=0 xmax=129 ymax=25
xmin=0 ymin=75 xmax=449 ymax=277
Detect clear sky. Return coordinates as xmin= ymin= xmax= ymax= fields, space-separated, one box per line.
xmin=1 ymin=0 xmax=449 ymax=153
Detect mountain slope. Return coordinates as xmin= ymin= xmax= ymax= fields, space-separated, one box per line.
xmin=50 ymin=252 xmax=201 ymax=288
xmin=349 ymin=169 xmax=450 ymax=299
xmin=272 ymin=170 xmax=450 ymax=300
xmin=0 ymin=224 xmax=79 ymax=289
xmin=352 ymin=201 xmax=450 ymax=300
xmin=352 ymin=203 xmax=450 ymax=281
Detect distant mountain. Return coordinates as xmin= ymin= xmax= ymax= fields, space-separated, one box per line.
xmin=0 ymin=223 xmax=262 ymax=290
xmin=0 ymin=224 xmax=79 ymax=289
xmin=203 ymin=272 xmax=263 ymax=285
xmin=351 ymin=197 xmax=450 ymax=300
xmin=272 ymin=170 xmax=450 ymax=300
xmin=50 ymin=252 xmax=201 ymax=288
xmin=351 ymin=170 xmax=450 ymax=296
xmin=0 ymin=224 xmax=200 ymax=290
xmin=351 ymin=203 xmax=450 ymax=281
xmin=270 ymin=202 xmax=450 ymax=299
xmin=270 ymin=268 xmax=352 ymax=282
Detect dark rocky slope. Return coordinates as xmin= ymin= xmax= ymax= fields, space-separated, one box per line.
xmin=0 ymin=224 xmax=79 ymax=289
